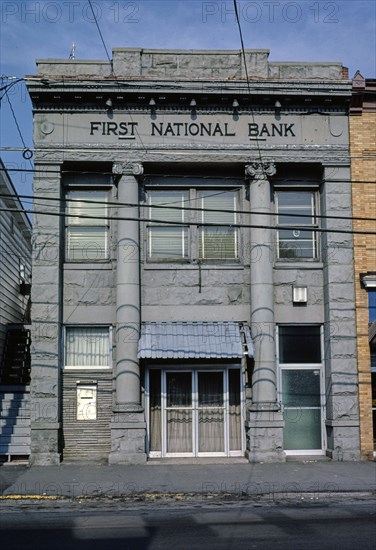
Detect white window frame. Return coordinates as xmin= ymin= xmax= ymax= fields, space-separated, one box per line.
xmin=147 ymin=189 xmax=189 ymax=261
xmin=65 ymin=189 xmax=110 ymax=262
xmin=145 ymin=366 xmax=245 ymax=458
xmin=277 ymin=325 xmax=326 ymax=455
xmin=276 ymin=190 xmax=319 ymax=260
xmin=63 ymin=325 xmax=112 ymax=370
xmin=146 ymin=188 xmax=240 ymax=263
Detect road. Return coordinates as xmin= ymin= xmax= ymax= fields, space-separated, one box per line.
xmin=0 ymin=496 xmax=375 ymax=549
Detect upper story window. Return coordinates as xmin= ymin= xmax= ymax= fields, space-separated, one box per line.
xmin=198 ymin=191 xmax=238 ymax=260
xmin=276 ymin=191 xmax=318 ymax=260
xmin=65 ymin=190 xmax=109 ymax=261
xmin=146 ymin=188 xmax=239 ymax=262
xmin=148 ymin=190 xmax=189 ymax=260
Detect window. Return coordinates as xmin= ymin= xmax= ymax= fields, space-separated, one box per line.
xmin=369 ymin=291 xmax=376 ymax=324
xmin=279 ymin=325 xmax=321 ymax=363
xmin=147 ymin=190 xmax=189 ymax=259
xmin=65 ymin=190 xmax=109 ymax=261
xmin=147 ymin=188 xmax=239 ymax=261
xmin=65 ymin=326 xmax=111 ymax=369
xmin=198 ymin=190 xmax=238 ymax=260
xmin=276 ymin=191 xmax=318 ymax=259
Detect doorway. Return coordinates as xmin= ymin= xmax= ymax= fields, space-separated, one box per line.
xmin=146 ymin=368 xmax=244 ymax=457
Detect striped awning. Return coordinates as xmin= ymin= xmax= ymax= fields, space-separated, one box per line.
xmin=138 ymin=321 xmax=254 ymax=360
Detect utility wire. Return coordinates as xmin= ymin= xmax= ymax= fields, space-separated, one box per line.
xmin=1 ymin=192 xmax=376 ymax=223
xmin=2 ymin=89 xmax=33 ymax=168
xmin=0 ymin=205 xmax=375 ymax=236
xmin=87 ymin=0 xmax=113 ymax=74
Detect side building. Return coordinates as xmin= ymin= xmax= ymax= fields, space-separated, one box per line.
xmin=26 ymin=48 xmax=361 ymax=465
xmin=0 ymin=159 xmax=32 ymax=460
xmin=350 ymin=74 xmax=376 ymax=459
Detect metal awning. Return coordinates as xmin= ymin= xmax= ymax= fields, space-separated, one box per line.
xmin=138 ymin=321 xmax=254 ymax=360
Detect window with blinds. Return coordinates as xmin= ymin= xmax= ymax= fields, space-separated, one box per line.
xmin=276 ymin=191 xmax=318 ymax=260
xmin=198 ymin=190 xmax=238 ymax=260
xmin=65 ymin=190 xmax=109 ymax=261
xmin=147 ymin=190 xmax=189 ymax=259
xmin=65 ymin=326 xmax=111 ymax=369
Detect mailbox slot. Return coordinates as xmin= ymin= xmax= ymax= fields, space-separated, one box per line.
xmin=76 ymin=383 xmax=97 ymax=420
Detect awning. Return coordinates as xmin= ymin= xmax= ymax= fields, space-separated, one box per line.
xmin=138 ymin=321 xmax=254 ymax=360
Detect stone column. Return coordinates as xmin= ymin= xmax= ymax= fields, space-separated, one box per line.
xmin=30 ymin=162 xmax=62 ymax=465
xmin=245 ymin=161 xmax=285 ymax=463
xmin=109 ymin=162 xmax=146 ymax=464
xmin=322 ymin=164 xmax=360 ymax=460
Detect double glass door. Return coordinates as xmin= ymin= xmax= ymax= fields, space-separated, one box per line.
xmin=148 ymin=369 xmax=243 ymax=457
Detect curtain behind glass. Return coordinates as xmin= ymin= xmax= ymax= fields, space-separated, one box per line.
xmin=166 ymin=372 xmax=193 ymax=453
xmin=65 ymin=327 xmax=109 ymax=367
xmin=198 ymin=372 xmax=224 ymax=453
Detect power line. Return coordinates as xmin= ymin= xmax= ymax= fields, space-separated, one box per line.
xmin=2 ymin=89 xmax=34 ymax=168
xmin=87 ymin=0 xmax=113 ymax=73
xmin=1 ymin=191 xmax=376 ymax=224
xmin=0 ymin=204 xmax=375 ymax=236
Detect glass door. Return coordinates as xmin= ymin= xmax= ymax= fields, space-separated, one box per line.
xmin=165 ymin=372 xmax=193 ymax=455
xmin=197 ymin=371 xmax=225 ymax=455
xmin=147 ymin=368 xmax=244 ymax=458
xmin=281 ymin=368 xmax=323 ymax=452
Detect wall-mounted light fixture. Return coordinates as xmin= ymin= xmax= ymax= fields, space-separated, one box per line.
xmin=274 ymin=100 xmax=282 ymax=116
xmin=292 ymin=286 xmax=308 ymax=304
xmin=190 ymin=99 xmax=197 ymax=114
xmin=149 ymin=98 xmax=156 ymax=114
xmin=232 ymin=99 xmax=239 ymax=115
xmin=105 ymin=98 xmax=113 ymax=112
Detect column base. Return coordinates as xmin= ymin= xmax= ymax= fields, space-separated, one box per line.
xmin=325 ymin=421 xmax=361 ymax=461
xmin=29 ymin=424 xmax=61 ymax=466
xmin=245 ymin=405 xmax=286 ymax=463
xmin=109 ymin=410 xmax=147 ymax=465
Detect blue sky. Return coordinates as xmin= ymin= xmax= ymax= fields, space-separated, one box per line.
xmin=1 ymin=0 xmax=375 ymax=199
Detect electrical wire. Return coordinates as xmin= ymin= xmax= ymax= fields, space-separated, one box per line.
xmin=87 ymin=0 xmax=113 ymax=73
xmin=1 ymin=191 xmax=375 ymax=223
xmin=0 ymin=204 xmax=375 ymax=236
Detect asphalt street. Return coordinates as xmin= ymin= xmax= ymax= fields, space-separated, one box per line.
xmin=0 ymin=496 xmax=375 ymax=550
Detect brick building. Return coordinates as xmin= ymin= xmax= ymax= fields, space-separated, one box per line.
xmin=350 ymin=73 xmax=376 ymax=459
xmin=26 ymin=49 xmax=361 ymax=464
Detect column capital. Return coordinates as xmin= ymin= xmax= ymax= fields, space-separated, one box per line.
xmin=245 ymin=161 xmax=276 ymax=180
xmin=113 ymin=162 xmax=144 ymax=176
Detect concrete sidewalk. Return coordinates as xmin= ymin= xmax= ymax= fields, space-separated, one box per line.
xmin=1 ymin=459 xmax=375 ymax=499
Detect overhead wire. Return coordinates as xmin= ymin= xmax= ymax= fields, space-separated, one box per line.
xmin=0 ymin=191 xmax=376 ymax=224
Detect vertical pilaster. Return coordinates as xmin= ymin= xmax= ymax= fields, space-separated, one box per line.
xmin=109 ymin=162 xmax=146 ymax=464
xmin=245 ymin=162 xmax=285 ymax=463
xmin=30 ymin=162 xmax=62 ymax=465
xmin=322 ymin=164 xmax=360 ymax=460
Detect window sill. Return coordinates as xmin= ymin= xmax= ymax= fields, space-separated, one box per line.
xmin=274 ymin=261 xmax=323 ymax=270
xmin=64 ymin=262 xmax=113 ymax=270
xmin=144 ymin=263 xmax=244 ymax=271
xmin=64 ymin=367 xmax=112 ymax=371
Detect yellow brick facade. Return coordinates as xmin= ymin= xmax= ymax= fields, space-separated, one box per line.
xmin=350 ymin=105 xmax=376 ymax=459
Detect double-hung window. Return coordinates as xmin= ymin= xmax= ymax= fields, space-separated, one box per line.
xmin=64 ymin=326 xmax=111 ymax=369
xmin=147 ymin=190 xmax=189 ymax=260
xmin=146 ymin=188 xmax=239 ymax=261
xmin=276 ymin=191 xmax=318 ymax=260
xmin=65 ymin=190 xmax=109 ymax=261
xmin=198 ymin=190 xmax=238 ymax=260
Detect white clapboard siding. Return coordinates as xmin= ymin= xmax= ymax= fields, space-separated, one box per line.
xmin=0 ymin=389 xmax=31 ymax=457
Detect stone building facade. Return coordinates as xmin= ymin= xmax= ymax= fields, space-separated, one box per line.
xmin=26 ymin=48 xmax=361 ymax=464
xmin=350 ymin=74 xmax=376 ymax=459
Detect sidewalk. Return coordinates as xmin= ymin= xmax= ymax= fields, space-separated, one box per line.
xmin=1 ymin=459 xmax=375 ymax=499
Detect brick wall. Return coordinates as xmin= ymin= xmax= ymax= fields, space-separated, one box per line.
xmin=350 ymin=110 xmax=376 ymax=459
